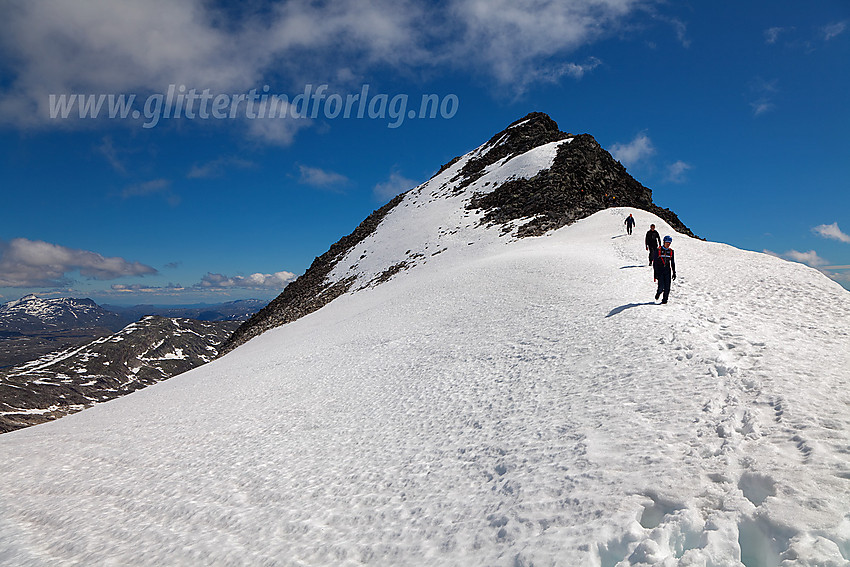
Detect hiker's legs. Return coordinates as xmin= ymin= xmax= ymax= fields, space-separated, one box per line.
xmin=654 ymin=270 xmax=670 ymax=302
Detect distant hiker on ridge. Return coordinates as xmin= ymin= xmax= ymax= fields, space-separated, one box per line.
xmin=645 ymin=223 xmax=661 ymax=266
xmin=653 ymin=235 xmax=677 ymax=304
xmin=624 ymin=214 xmax=635 ymax=235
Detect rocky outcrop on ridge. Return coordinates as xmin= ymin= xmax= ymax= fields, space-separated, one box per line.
xmin=469 ymin=127 xmax=696 ymax=238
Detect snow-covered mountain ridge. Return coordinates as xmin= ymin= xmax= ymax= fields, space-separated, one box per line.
xmin=0 ymin=294 xmax=125 ymax=334
xmin=1 ymin=113 xmax=849 ymax=565
xmin=1 ymin=207 xmax=848 ymax=566
xmin=221 ymin=112 xmax=693 ymax=355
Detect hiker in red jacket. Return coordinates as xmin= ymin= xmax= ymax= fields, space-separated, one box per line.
xmin=653 ymin=235 xmax=677 ymax=304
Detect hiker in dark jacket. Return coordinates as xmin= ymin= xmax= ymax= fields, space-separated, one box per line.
xmin=624 ymin=214 xmax=636 ymax=235
xmin=653 ymin=235 xmax=677 ymax=304
xmin=645 ymin=224 xmax=661 ymax=265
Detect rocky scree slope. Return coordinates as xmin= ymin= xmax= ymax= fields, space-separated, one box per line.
xmin=220 ymin=112 xmax=694 ymax=355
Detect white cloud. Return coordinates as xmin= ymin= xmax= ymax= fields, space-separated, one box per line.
xmin=446 ymin=0 xmax=642 ymax=85
xmin=0 ymin=0 xmax=256 ymax=127
xmin=122 ymin=178 xmax=170 ymax=197
xmin=0 ymin=0 xmax=659 ymax=136
xmin=559 ymin=58 xmax=604 ymax=80
xmin=830 ymin=271 xmax=850 ymax=289
xmin=665 ymin=160 xmax=692 ymax=183
xmin=196 ymin=271 xmax=296 ymax=290
xmin=784 ymin=249 xmax=828 ymax=266
xmin=764 ymin=27 xmax=781 ymax=44
xmin=750 ymin=100 xmax=776 ymax=116
xmin=121 ymin=178 xmax=180 ymax=206
xmin=765 ymin=249 xmax=829 ymax=267
xmin=105 ymin=270 xmax=297 ymax=296
xmin=817 ymin=266 xmax=850 ymax=290
xmin=110 ymin=283 xmax=184 ymax=294
xmin=98 ymin=136 xmax=127 ymax=174
xmin=655 ymin=16 xmax=690 ymax=48
xmin=610 ymin=133 xmax=655 ymax=168
xmin=763 ymin=22 xmax=845 ymax=52
xmin=763 ymin=26 xmax=793 ymax=44
xmin=373 ymin=171 xmax=417 ymax=201
xmin=812 ymin=222 xmax=850 ymax=243
xmin=748 ymin=77 xmax=778 ymax=117
xmin=0 ymin=238 xmax=157 ymax=287
xmin=245 ymin=112 xmax=312 ymax=146
xmin=822 ymin=21 xmax=847 ymax=41
xmin=522 ymin=58 xmax=605 ymax=90
xmin=673 ymin=19 xmax=690 ymax=47
xmin=298 ymin=165 xmax=350 ymax=188
xmin=187 ymin=157 xmax=253 ymax=179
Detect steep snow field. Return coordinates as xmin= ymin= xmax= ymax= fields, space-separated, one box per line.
xmin=1 ymin=208 xmax=849 ymax=566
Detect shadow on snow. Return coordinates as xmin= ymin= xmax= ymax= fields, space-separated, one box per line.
xmin=606 ymin=302 xmax=657 ymax=318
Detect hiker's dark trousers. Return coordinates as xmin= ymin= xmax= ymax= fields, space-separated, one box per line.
xmin=648 ymin=247 xmax=657 ymax=265
xmin=656 ymin=269 xmax=671 ymax=302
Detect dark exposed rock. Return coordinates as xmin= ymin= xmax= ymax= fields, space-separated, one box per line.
xmin=434 ymin=113 xmax=571 ymax=199
xmin=436 ymin=155 xmax=462 ymax=176
xmin=469 ymin=133 xmax=697 ymax=239
xmin=456 ymin=112 xmax=568 ymax=191
xmin=369 ymin=261 xmax=410 ymax=287
xmin=0 ymin=327 xmax=118 ymax=369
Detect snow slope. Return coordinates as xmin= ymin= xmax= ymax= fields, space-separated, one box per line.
xmin=326 ymin=136 xmax=571 ymax=290
xmin=1 ymin=208 xmax=849 ymax=566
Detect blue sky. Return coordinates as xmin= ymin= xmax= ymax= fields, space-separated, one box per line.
xmin=1 ymin=0 xmax=848 ymax=305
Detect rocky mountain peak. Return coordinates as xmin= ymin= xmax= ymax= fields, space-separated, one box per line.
xmin=465 ymin=112 xmax=567 ymax=169
xmin=469 ymin=130 xmax=695 ymax=239
xmin=220 ymin=112 xmax=695 ymax=355
xmin=0 ymin=294 xmax=125 ymax=334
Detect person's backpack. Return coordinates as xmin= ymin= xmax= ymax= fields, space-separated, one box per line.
xmin=656 ymin=246 xmax=673 ymax=266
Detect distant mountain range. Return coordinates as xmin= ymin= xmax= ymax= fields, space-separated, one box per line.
xmin=0 ymin=295 xmax=265 ymax=368
xmin=102 ymin=299 xmax=267 ymax=323
xmin=0 ymin=315 xmax=239 ymax=433
xmin=0 ymin=294 xmax=126 ymax=334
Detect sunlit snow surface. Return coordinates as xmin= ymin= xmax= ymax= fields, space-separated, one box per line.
xmin=1 ymin=209 xmax=849 ymax=566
